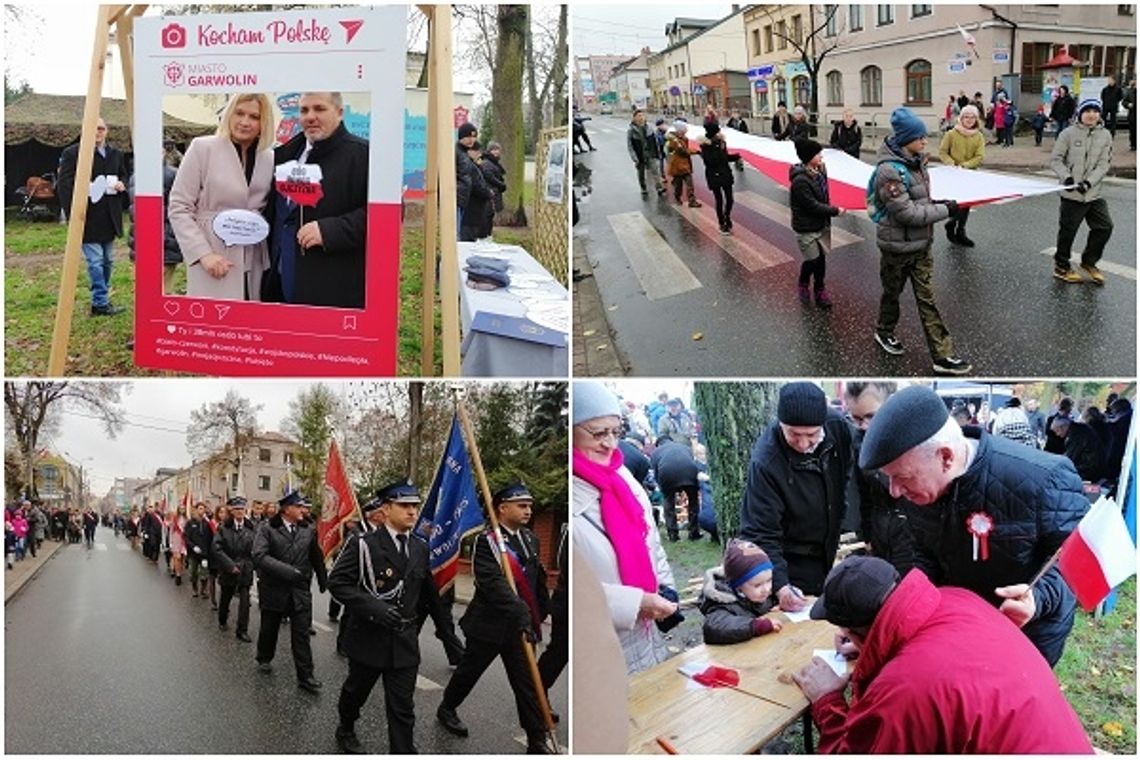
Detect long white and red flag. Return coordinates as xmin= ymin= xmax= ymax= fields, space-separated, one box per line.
xmin=1057 ymin=496 xmax=1136 ymax=611
xmin=318 ymin=439 xmax=359 ymax=562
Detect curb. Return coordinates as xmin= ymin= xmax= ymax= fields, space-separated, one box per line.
xmin=572 ymin=232 xmax=628 ymax=377
xmin=4 ymin=539 xmax=65 ymax=605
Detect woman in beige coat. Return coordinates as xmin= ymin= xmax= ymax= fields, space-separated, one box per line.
xmin=169 ymin=93 xmax=275 ymax=300
xmin=937 ymin=104 xmax=985 ymax=247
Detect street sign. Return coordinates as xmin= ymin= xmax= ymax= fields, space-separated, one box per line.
xmin=755 ymin=80 xmax=768 ymax=92
xmin=748 ymin=64 xmax=774 ymax=80
xmin=669 ymin=85 xmax=681 ymax=96
xmin=692 ymin=84 xmax=706 ymax=95
xmin=948 ymin=60 xmax=967 ymax=74
xmin=993 ymin=49 xmax=1010 ymax=64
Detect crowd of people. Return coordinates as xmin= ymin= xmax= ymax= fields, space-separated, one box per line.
xmin=453 ymin=122 xmax=508 ymax=243
xmin=4 ymin=501 xmax=106 ymax=568
xmin=572 ymin=379 xmax=1130 ymax=753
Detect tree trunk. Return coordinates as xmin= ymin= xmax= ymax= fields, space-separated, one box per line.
xmin=550 ymin=5 xmax=569 ymax=128
xmin=493 ymin=5 xmax=529 ymax=227
xmin=408 ymin=382 xmax=423 ymax=479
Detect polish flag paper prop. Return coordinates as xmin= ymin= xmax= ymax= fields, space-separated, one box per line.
xmin=1057 ymin=496 xmax=1136 ymax=611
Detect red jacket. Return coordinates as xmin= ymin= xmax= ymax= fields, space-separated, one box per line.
xmin=811 ymin=570 xmax=1092 ymax=754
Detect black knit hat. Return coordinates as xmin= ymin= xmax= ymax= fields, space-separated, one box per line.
xmin=777 ymin=382 xmax=827 ymax=427
xmin=810 ymin=556 xmax=900 ymax=628
xmin=705 ymin=120 xmax=720 ymax=140
xmin=795 ymin=138 xmax=823 ymax=164
xmin=859 ymin=385 xmax=950 ymax=470
xmin=457 ymin=122 xmax=478 ymax=139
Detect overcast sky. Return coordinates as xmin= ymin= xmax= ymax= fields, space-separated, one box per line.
xmin=571 ymin=3 xmax=738 ymax=58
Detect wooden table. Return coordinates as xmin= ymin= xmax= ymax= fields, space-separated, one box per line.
xmin=627 ymin=614 xmax=839 ymax=754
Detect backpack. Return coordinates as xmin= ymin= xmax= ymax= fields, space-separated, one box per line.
xmin=865 ymin=161 xmax=910 ymax=223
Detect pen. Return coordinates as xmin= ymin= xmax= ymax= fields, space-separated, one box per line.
xmin=656 ymin=736 xmax=680 ymax=754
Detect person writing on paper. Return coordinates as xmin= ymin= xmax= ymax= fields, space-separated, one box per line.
xmin=572 ymin=381 xmax=680 ymax=674
xmin=169 ymin=94 xmax=274 ymax=301
xmin=791 ymin=556 xmax=1092 ymax=754
xmin=739 ymin=382 xmax=853 ymax=610
xmin=858 ymin=385 xmax=1088 ymax=666
xmin=270 ymin=91 xmax=369 ymax=308
xmin=698 ymin=538 xmax=783 ymax=645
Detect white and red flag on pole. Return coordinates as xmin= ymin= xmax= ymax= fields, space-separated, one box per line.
xmin=318 ymin=439 xmax=359 ymax=562
xmin=956 ymin=24 xmax=980 ymax=58
xmin=1057 ymin=496 xmax=1136 ymax=611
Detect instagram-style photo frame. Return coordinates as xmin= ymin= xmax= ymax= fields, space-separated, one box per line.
xmin=133 ymin=7 xmax=406 ymax=376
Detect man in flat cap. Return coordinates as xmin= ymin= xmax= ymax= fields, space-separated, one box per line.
xmin=438 ymin=482 xmax=553 ymax=754
xmin=740 ymin=382 xmax=854 ymax=610
xmin=790 ymin=556 xmax=1092 ymax=753
xmin=859 ymin=385 xmax=1088 ymax=666
xmin=252 ymin=490 xmax=327 ymax=692
xmin=329 ymin=481 xmax=444 ymax=754
xmin=212 ymin=496 xmax=257 ymax=642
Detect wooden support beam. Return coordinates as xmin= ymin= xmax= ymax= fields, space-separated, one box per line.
xmin=420 ymin=6 xmax=440 ymax=377
xmin=430 ymin=5 xmax=461 ymax=377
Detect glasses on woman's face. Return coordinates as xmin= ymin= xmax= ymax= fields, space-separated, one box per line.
xmin=581 ymin=425 xmax=623 ymax=442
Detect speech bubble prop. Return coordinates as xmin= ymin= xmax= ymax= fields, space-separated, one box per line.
xmin=88 ymin=175 xmax=107 ymax=204
xmin=213 ymin=209 xmax=270 ymax=246
xmin=275 ymin=160 xmax=324 ymax=207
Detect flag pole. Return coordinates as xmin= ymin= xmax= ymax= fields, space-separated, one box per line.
xmin=1025 ymin=543 xmax=1064 ymax=592
xmin=452 ymin=388 xmax=560 ymax=752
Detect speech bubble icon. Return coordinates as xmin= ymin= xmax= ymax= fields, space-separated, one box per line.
xmin=213 ymin=209 xmax=270 ymax=247
xmin=189 ymin=302 xmax=205 ymax=319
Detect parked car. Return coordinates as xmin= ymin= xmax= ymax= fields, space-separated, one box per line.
xmin=599 ymin=103 xmax=613 ymax=115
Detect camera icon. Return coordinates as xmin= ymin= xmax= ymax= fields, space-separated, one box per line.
xmin=161 ymin=23 xmax=187 ymax=48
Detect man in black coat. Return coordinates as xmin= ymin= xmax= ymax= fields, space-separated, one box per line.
xmin=1050 ymin=415 xmax=1104 ymax=483
xmin=212 ymin=497 xmax=256 ymax=641
xmin=252 ymin=490 xmax=328 ymax=691
xmin=141 ymin=504 xmax=163 ymax=562
xmin=740 ymin=382 xmax=854 ymax=605
xmin=478 ymin=141 xmax=507 ymax=239
xmin=650 ymin=437 xmax=701 ymax=542
xmin=862 ymin=385 xmax=1089 ymax=667
xmin=184 ymin=502 xmax=214 ymax=599
xmin=56 ymin=117 xmax=129 ymax=316
xmin=270 ymin=92 xmax=368 ymax=308
xmin=1101 ymin=75 xmax=1124 ymax=136
xmin=437 ymin=483 xmax=553 ymax=754
xmin=329 ymin=481 xmax=445 ymax=754
xmin=455 ymin=122 xmax=492 ymax=238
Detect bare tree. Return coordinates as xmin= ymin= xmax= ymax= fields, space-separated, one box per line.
xmin=492 ymin=5 xmax=529 ymax=226
xmin=185 ymin=390 xmax=262 ymax=489
xmin=764 ymin=5 xmax=842 ymax=131
xmin=526 ymin=3 xmax=569 ymax=147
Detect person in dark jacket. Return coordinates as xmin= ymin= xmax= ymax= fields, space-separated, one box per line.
xmin=771 ymin=101 xmax=791 ymax=139
xmin=269 ymin=92 xmax=368 ymax=308
xmin=537 ymin=523 xmax=568 ymax=697
xmin=739 ymin=382 xmax=854 ymax=606
xmin=650 ymin=437 xmax=701 ymax=542
xmin=698 ymin=538 xmax=782 ymax=645
xmin=843 ymin=382 xmax=916 ymax=575
xmin=861 ymin=385 xmax=1089 ymax=667
xmin=726 ymin=109 xmax=749 ymax=170
xmin=780 ymin=105 xmax=812 ymax=142
xmin=1104 ymin=398 xmax=1133 ymax=483
xmin=1050 ymin=415 xmax=1103 ymax=482
xmin=213 ymin=496 xmax=257 ymax=642
xmin=459 ymin=140 xmax=494 ymax=242
xmin=252 ymin=490 xmax=328 ymax=692
xmin=618 ymin=435 xmax=653 ymax=496
xmin=56 ymin=117 xmax=129 ymax=316
xmin=829 ymin=109 xmax=862 ymax=158
xmin=184 ymin=502 xmax=214 ymax=599
xmin=480 ymin=141 xmax=507 ymax=238
xmin=789 ymin=139 xmax=842 ymax=308
xmin=141 ymin=503 xmax=163 ymax=562
xmin=1044 ymin=397 xmax=1075 ymax=454
xmin=627 ymin=109 xmax=665 ymax=197
xmin=697 ymin=121 xmax=742 ymax=234
xmin=1050 ymin=84 xmax=1076 ymax=138
xmin=455 ymin=122 xmax=478 ymax=227
xmin=438 ymin=483 xmax=553 ymax=754
xmin=329 ymin=481 xmax=446 ymax=754
xmin=1100 ymin=75 xmax=1124 ymax=136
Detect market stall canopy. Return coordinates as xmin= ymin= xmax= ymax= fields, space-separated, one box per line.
xmin=5 ymin=93 xmax=215 ymax=151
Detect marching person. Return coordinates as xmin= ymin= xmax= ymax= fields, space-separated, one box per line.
xmin=252 ymin=491 xmax=327 ymax=692
xmin=329 ymin=482 xmax=445 ymax=754
xmin=937 ymin=104 xmax=985 ymax=247
xmin=213 ymin=496 xmax=257 ymax=642
xmin=437 ymin=483 xmax=553 ymax=754
xmin=141 ymin=503 xmax=163 ymax=563
xmin=627 ymin=109 xmax=666 ymax=197
xmin=185 ymin=502 xmax=214 ymax=599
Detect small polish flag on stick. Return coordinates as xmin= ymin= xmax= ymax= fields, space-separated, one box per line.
xmin=957 ymin=24 xmax=980 ymax=59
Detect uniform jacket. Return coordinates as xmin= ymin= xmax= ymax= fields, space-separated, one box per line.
xmin=697 ymin=136 xmax=741 ymax=189
xmin=1050 ymin=120 xmax=1113 ymax=202
xmin=697 ymin=567 xmax=775 ymax=645
xmin=252 ymin=516 xmax=328 ymax=612
xmin=665 ymin=132 xmax=694 ymax=176
xmin=829 ymin=121 xmax=862 ymax=158
xmin=460 ymin=525 xmax=549 ymax=645
xmin=810 ymin=570 xmax=1093 ymax=754
xmin=739 ymin=411 xmax=853 ymax=594
xmin=906 ymin=429 xmax=1086 ymax=633
xmin=168 ymin=135 xmax=272 ymax=300
xmin=57 ymin=141 xmax=128 ymax=243
xmin=212 ymin=518 xmax=257 ymax=587
xmin=328 ymin=528 xmax=444 ymax=670
xmin=650 ymin=440 xmax=699 ymax=492
xmin=271 ymin=123 xmax=369 ymax=308
xmin=789 ymin=164 xmax=840 ymax=234
xmin=873 ymin=139 xmax=952 ymax=255
xmin=937 ymin=128 xmax=985 ymax=169
xmin=184 ymin=517 xmax=214 ymax=559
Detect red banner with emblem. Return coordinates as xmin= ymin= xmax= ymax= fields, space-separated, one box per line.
xmin=319 ymin=439 xmax=359 ymax=561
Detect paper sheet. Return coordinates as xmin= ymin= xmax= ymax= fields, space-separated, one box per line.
xmin=782 ymin=608 xmax=813 ymax=623
xmin=812 ymin=649 xmax=849 ymax=677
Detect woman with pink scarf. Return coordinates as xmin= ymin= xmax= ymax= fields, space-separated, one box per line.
xmin=572 ymin=381 xmax=679 ymax=673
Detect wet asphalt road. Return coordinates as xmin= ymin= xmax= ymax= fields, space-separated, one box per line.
xmin=574 ymin=115 xmax=1136 ymax=377
xmin=4 ymin=533 xmax=567 ymax=754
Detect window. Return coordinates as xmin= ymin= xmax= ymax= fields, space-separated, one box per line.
xmin=258 ymin=475 xmax=271 ymax=491
xmin=905 ymin=59 xmax=932 ymax=105
xmin=826 ymin=70 xmax=844 ymax=106
xmin=258 ymin=447 xmax=271 ymax=462
xmin=777 ymin=20 xmax=788 ymax=50
xmin=230 ymin=473 xmax=238 ymax=489
xmin=792 ymin=14 xmax=803 ymax=45
xmin=824 ymin=5 xmax=839 ymax=37
xmin=794 ymin=76 xmax=812 ymax=108
xmin=1119 ymin=5 xmax=1135 ymax=15
xmin=757 ymin=89 xmax=769 ymax=114
xmin=1020 ymin=41 xmax=1053 ymax=92
xmin=680 ymin=63 xmax=686 ymax=77
xmin=42 ymin=465 xmax=59 ymax=492
xmin=772 ymin=77 xmax=788 ymax=108
xmin=764 ymin=25 xmax=774 ymax=53
xmin=877 ymin=5 xmax=895 ymax=26
xmin=911 ymin=4 xmax=932 ymax=17
xmin=860 ymin=65 xmax=882 ymax=106
xmin=284 ymin=451 xmax=294 ymax=464
xmin=850 ymin=5 xmax=864 ymax=31
xmin=751 ymin=29 xmax=760 ymax=56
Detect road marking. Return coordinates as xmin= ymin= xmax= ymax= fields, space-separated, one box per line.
xmin=675 ymin=201 xmax=794 ymax=272
xmin=1040 ymin=247 xmax=1136 ymax=280
xmin=734 ymin=191 xmax=866 ymax=248
xmin=416 ymin=674 xmax=443 ymax=691
xmin=607 ymin=211 xmax=702 ymax=300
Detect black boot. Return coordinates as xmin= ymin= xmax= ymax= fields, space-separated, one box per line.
xmin=956 ymin=226 xmax=975 ymax=247
xmin=945 ymin=220 xmax=959 ymax=244
xmin=336 ymin=724 xmax=365 ymax=754
xmin=436 ymin=704 xmax=469 ymax=737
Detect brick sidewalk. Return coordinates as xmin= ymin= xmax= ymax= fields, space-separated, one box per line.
xmin=572 ymin=228 xmax=627 ymax=377
xmin=4 ymin=538 xmax=66 ymax=604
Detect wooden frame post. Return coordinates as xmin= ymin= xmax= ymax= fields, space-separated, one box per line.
xmin=420 ymin=7 xmax=440 ymax=376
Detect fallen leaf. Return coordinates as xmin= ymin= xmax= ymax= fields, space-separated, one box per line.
xmin=1102 ymin=721 xmax=1124 ymax=738
xmin=1090 ymin=665 xmax=1102 ymax=677
xmin=608 ymin=305 xmax=619 ymax=311
xmin=692 ymin=332 xmax=703 ymax=341
xmin=583 ymin=329 xmax=597 ymax=337
xmin=596 ymin=344 xmax=608 ymax=351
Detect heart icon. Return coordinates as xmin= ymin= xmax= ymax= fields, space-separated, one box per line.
xmin=163 ymin=301 xmax=180 ymax=316
xmin=166 ymin=325 xmax=176 ymax=334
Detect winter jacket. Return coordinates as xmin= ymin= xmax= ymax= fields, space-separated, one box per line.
xmin=56 ymin=141 xmax=128 ymax=243
xmin=1062 ymin=421 xmax=1104 ymax=482
xmin=697 ymin=567 xmax=776 ymax=645
xmin=627 ymin=120 xmax=658 ymax=164
xmin=739 ymin=411 xmax=854 ymax=595
xmin=788 ymin=164 xmax=840 ymax=234
xmin=460 ymin=153 xmax=494 ymax=242
xmin=480 ymin=152 xmax=507 ymax=213
xmin=1050 ymin=120 xmax=1113 ymax=202
xmin=618 ymin=439 xmax=652 ymax=488
xmin=906 ymin=428 xmax=1087 ymax=665
xmin=697 ymin=136 xmax=741 ymax=190
xmin=852 ymin=430 xmax=916 ymax=575
xmin=664 ymin=132 xmax=694 ymax=176
xmin=212 ymin=518 xmax=257 ymax=587
xmin=184 ymin=517 xmax=213 ymax=560
xmin=810 ymin=570 xmax=1093 ymax=754
xmin=937 ymin=128 xmax=985 ymax=169
xmin=726 ymin=116 xmax=750 ymax=134
xmin=657 ymin=409 xmax=697 ymax=443
xmin=251 ymin=516 xmax=328 ymax=612
xmin=1104 ymin=407 xmax=1133 ymax=481
xmin=1050 ymin=94 xmax=1076 ymax=127
xmin=771 ymin=111 xmax=791 ymax=139
xmin=872 ymin=138 xmax=952 ymax=255
xmin=781 ymin=118 xmax=812 ymax=142
xmin=128 ymin=165 xmax=183 ymax=266
xmin=650 ymin=439 xmax=699 ymax=493
xmin=829 ymin=121 xmax=862 ymax=158
xmin=1101 ymin=83 xmax=1124 ymax=111
xmin=461 ymin=525 xmax=549 ymax=644
xmin=992 ymin=100 xmax=1008 ymax=130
